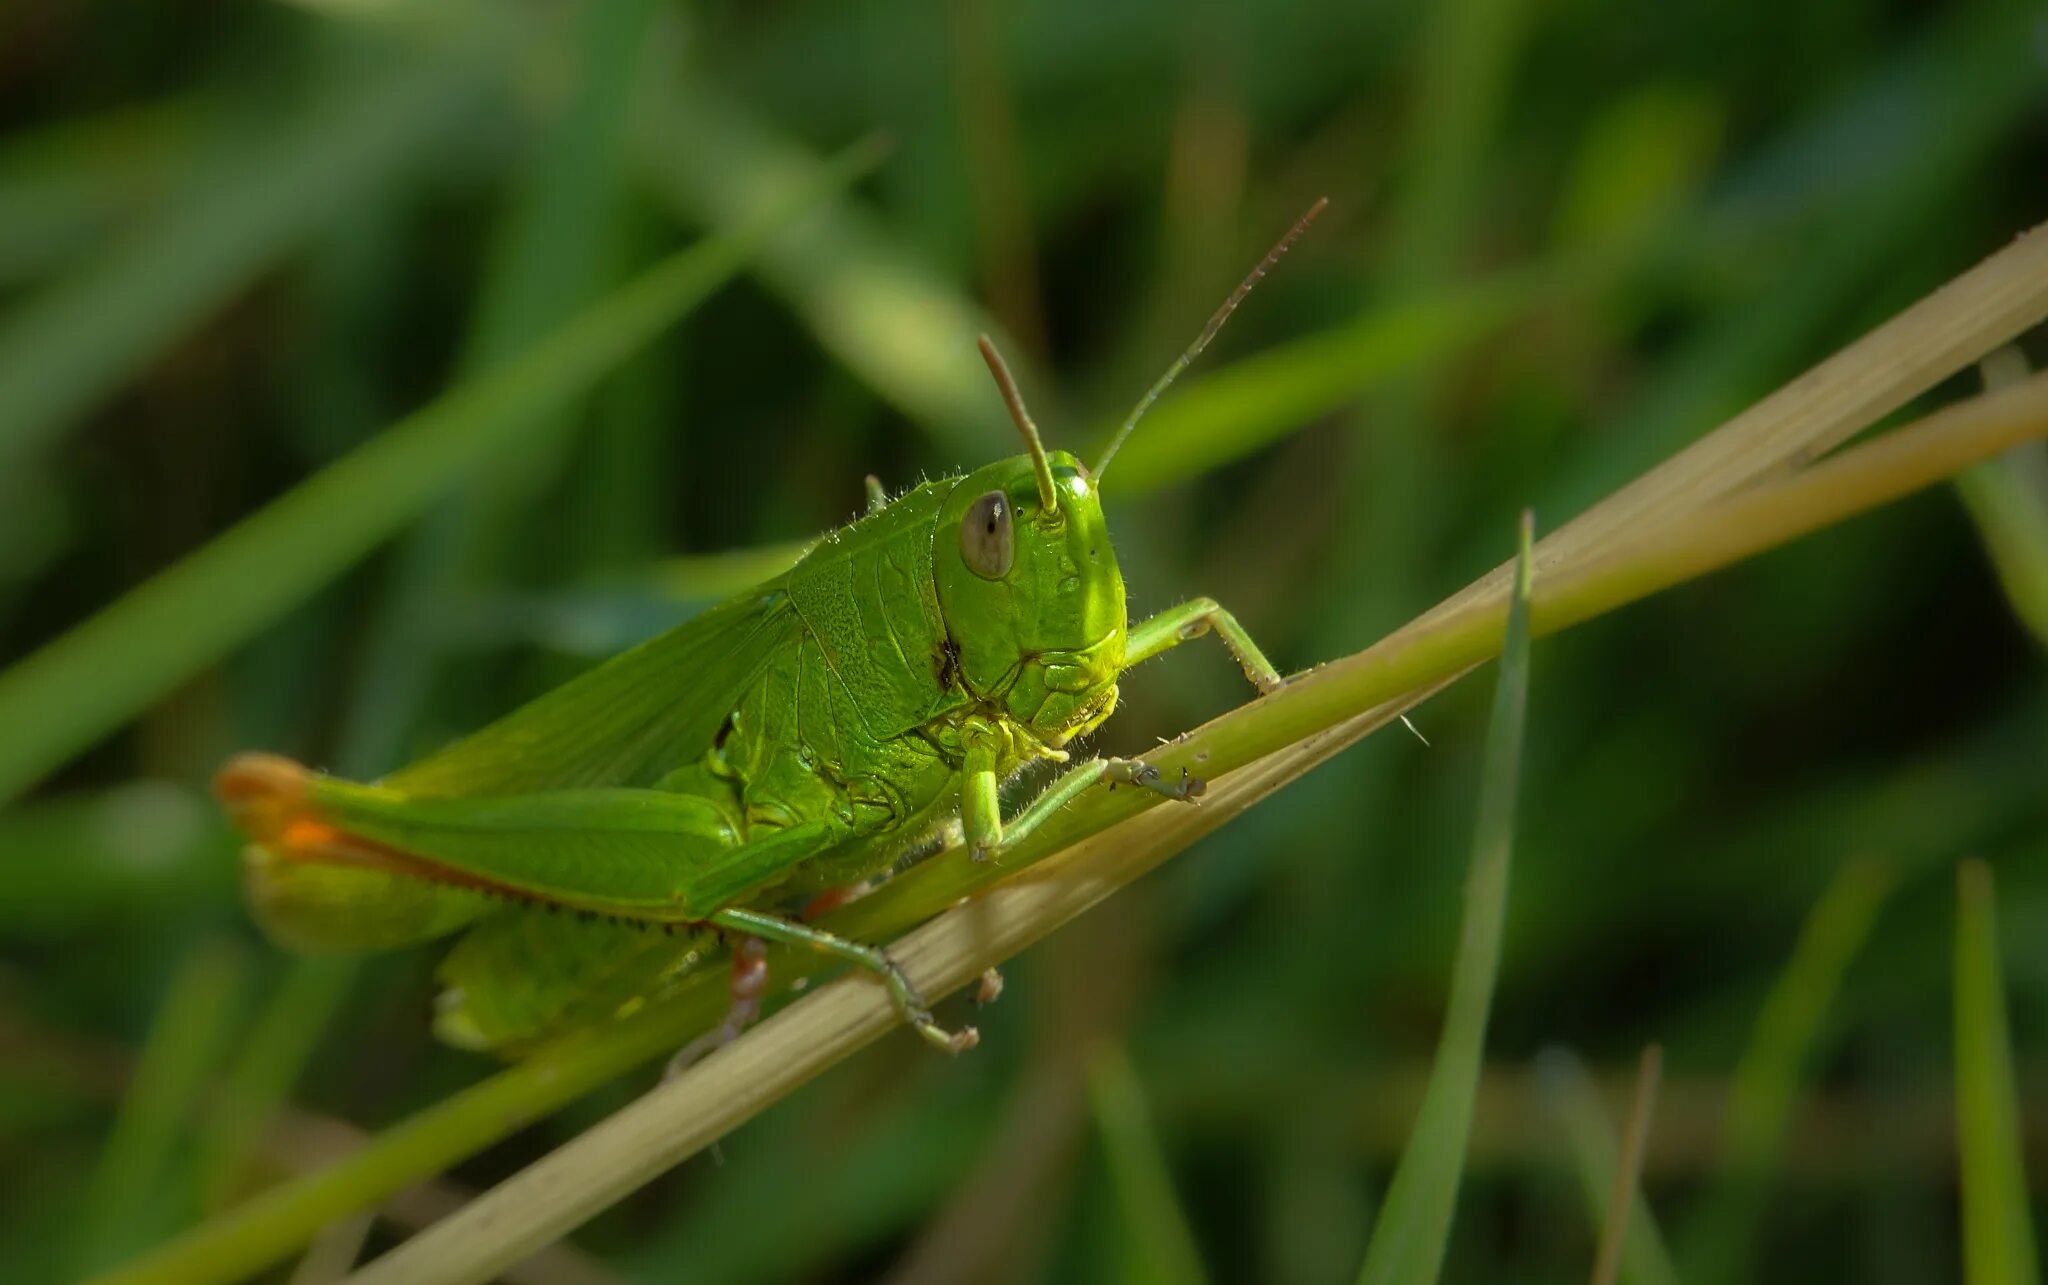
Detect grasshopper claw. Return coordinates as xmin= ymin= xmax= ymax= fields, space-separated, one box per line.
xmin=879 ymin=953 xmax=978 ymax=1054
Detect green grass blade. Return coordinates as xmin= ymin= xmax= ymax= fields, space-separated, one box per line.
xmin=1537 ymin=1049 xmax=1681 ymax=1285
xmin=1955 ymin=859 xmax=2042 ymax=1285
xmin=1095 ymin=265 xmax=1562 ymax=496
xmin=1956 ymin=349 xmax=2048 ymax=650
xmin=0 ymin=37 xmax=502 ymax=470
xmin=652 ymin=539 xmax=817 ymax=605
xmin=1678 ymin=856 xmax=1894 ymax=1284
xmin=71 ymin=941 xmax=249 ymax=1277
xmin=1088 ymin=1044 xmax=1210 ymax=1285
xmin=1389 ymin=0 xmax=1534 ymax=286
xmin=0 ymin=140 xmax=879 ymax=806
xmin=85 ymin=994 xmax=735 ymax=1285
xmin=1353 ymin=511 xmax=1537 ymax=1285
xmin=1955 ymin=448 xmax=2048 ymax=648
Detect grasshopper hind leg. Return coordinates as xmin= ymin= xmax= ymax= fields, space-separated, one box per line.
xmin=663 ymin=936 xmax=771 ymax=1081
xmin=710 ymin=907 xmax=978 ymax=1053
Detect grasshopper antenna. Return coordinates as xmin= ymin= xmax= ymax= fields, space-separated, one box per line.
xmin=977 ymin=334 xmax=1060 ymax=514
xmin=1093 ymin=196 xmax=1328 ymax=480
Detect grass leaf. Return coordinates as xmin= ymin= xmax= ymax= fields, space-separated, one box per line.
xmin=1955 ymin=859 xmax=2042 ymax=1285
xmin=1088 ymin=1044 xmax=1210 ymax=1285
xmin=1351 ymin=511 xmax=1535 ymax=1285
xmin=1956 ymin=349 xmax=2048 ymax=649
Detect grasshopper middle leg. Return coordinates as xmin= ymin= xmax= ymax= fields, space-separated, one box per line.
xmin=965 ymin=753 xmax=1204 ymax=863
xmin=664 ymin=935 xmax=771 ymax=1080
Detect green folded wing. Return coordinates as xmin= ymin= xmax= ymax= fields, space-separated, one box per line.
xmin=387 ymin=585 xmax=803 ymax=797
xmin=242 ymin=585 xmax=803 ymax=956
xmin=298 ymin=775 xmax=841 ymax=918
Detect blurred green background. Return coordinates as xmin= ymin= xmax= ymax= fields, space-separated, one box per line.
xmin=3 ymin=0 xmax=2046 ymax=1281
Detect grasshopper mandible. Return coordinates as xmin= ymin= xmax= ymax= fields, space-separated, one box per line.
xmin=215 ymin=200 xmax=1327 ymax=1056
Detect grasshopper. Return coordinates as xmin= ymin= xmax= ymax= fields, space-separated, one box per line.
xmin=215 ymin=201 xmax=1326 ymax=1056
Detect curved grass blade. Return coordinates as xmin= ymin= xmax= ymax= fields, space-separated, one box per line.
xmin=1091 ymin=266 xmax=1559 ymax=496
xmin=1956 ymin=349 xmax=2048 ymax=650
xmin=1088 ymin=1044 xmax=1210 ymax=1285
xmin=0 ymin=139 xmax=881 ymax=807
xmin=1955 ymin=859 xmax=2042 ymax=1285
xmin=1352 ymin=511 xmax=1536 ymax=1285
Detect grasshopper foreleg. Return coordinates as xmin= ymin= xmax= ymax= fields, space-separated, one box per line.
xmin=1122 ymin=597 xmax=1285 ymax=693
xmin=709 ymin=906 xmax=978 ymax=1054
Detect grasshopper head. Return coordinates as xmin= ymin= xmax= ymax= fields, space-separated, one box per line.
xmin=935 ymin=447 xmax=1125 ymax=745
xmin=939 ymin=199 xmax=1326 ymax=744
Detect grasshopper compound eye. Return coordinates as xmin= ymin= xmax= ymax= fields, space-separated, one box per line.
xmin=960 ymin=490 xmax=1014 ymax=578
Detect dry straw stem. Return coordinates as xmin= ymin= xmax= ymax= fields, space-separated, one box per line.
xmin=1591 ymin=1044 xmax=1665 ymax=1285
xmin=332 ymin=221 xmax=2048 ymax=1285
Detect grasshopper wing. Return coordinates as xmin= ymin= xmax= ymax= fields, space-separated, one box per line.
xmin=388 ymin=587 xmax=803 ymax=796
xmin=228 ymin=586 xmax=803 ymax=952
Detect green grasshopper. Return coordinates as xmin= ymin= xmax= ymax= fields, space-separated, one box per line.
xmin=215 ymin=201 xmax=1326 ymax=1056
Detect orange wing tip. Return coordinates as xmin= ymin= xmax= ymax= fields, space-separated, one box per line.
xmin=214 ymin=752 xmax=318 ymax=845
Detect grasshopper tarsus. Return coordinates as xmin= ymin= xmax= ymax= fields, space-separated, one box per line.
xmin=971 ymin=967 xmax=1005 ymax=1006
xmin=891 ymin=966 xmax=977 ymax=1053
